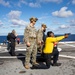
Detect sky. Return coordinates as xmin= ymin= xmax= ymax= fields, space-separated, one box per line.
xmin=0 ymin=0 xmax=75 ymax=35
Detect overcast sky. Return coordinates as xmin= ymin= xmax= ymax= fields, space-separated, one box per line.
xmin=0 ymin=0 xmax=75 ymax=35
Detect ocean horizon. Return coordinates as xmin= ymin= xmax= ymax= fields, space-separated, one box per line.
xmin=0 ymin=34 xmax=75 ymax=43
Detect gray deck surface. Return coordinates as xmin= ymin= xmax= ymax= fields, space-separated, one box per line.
xmin=0 ymin=43 xmax=75 ymax=75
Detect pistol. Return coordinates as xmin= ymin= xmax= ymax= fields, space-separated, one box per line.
xmin=65 ymin=33 xmax=71 ymax=35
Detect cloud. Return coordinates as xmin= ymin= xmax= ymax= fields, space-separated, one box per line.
xmin=52 ymin=7 xmax=73 ymax=18
xmin=8 ymin=10 xmax=22 ymax=19
xmin=29 ymin=2 xmax=41 ymax=7
xmin=17 ymin=0 xmax=28 ymax=7
xmin=16 ymin=0 xmax=62 ymax=8
xmin=69 ymin=19 xmax=75 ymax=25
xmin=67 ymin=19 xmax=75 ymax=27
xmin=0 ymin=0 xmax=62 ymax=8
xmin=17 ymin=0 xmax=40 ymax=8
xmin=72 ymin=0 xmax=75 ymax=4
xmin=11 ymin=19 xmax=28 ymax=26
xmin=40 ymin=0 xmax=62 ymax=3
xmin=52 ymin=23 xmax=75 ymax=34
xmin=38 ymin=16 xmax=50 ymax=20
xmin=52 ymin=20 xmax=61 ymax=25
xmin=20 ymin=0 xmax=27 ymax=4
xmin=0 ymin=0 xmax=10 ymax=7
xmin=7 ymin=10 xmax=28 ymax=26
xmin=0 ymin=20 xmax=3 ymax=26
xmin=2 ymin=26 xmax=8 ymax=28
xmin=28 ymin=0 xmax=62 ymax=8
xmin=59 ymin=25 xmax=69 ymax=29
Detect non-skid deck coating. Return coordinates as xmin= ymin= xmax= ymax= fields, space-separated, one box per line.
xmin=0 ymin=42 xmax=75 ymax=75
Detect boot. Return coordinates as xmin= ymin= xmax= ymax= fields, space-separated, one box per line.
xmin=32 ymin=62 xmax=39 ymax=66
xmin=52 ymin=63 xmax=61 ymax=66
xmin=24 ymin=65 xmax=30 ymax=69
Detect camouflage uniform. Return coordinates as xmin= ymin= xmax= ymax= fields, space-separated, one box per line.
xmin=37 ymin=24 xmax=47 ymax=53
xmin=37 ymin=28 xmax=43 ymax=52
xmin=37 ymin=29 xmax=43 ymax=43
xmin=24 ymin=25 xmax=37 ymax=66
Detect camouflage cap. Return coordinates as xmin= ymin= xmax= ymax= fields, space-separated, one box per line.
xmin=29 ymin=17 xmax=38 ymax=22
xmin=41 ymin=24 xmax=47 ymax=28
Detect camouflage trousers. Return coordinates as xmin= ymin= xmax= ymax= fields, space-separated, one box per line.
xmin=37 ymin=44 xmax=44 ymax=53
xmin=25 ymin=39 xmax=37 ymax=65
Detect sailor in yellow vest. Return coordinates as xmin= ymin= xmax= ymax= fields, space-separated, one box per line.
xmin=43 ymin=31 xmax=69 ymax=68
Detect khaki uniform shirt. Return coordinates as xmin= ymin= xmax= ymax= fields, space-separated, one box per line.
xmin=37 ymin=28 xmax=43 ymax=43
xmin=24 ymin=25 xmax=37 ymax=43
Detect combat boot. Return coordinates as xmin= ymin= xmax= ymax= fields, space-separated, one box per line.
xmin=52 ymin=63 xmax=61 ymax=66
xmin=24 ymin=65 xmax=30 ymax=69
xmin=32 ymin=62 xmax=39 ymax=66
